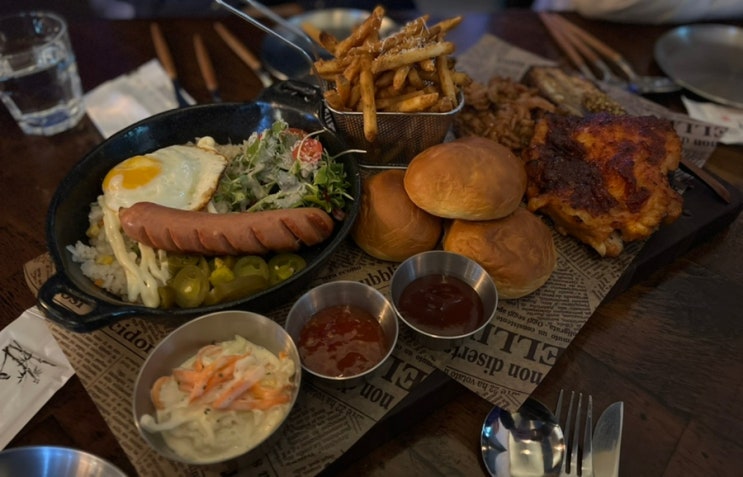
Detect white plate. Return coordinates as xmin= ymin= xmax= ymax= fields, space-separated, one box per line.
xmin=654 ymin=24 xmax=743 ymax=108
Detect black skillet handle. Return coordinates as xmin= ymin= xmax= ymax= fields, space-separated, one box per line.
xmin=36 ymin=272 xmax=139 ymax=333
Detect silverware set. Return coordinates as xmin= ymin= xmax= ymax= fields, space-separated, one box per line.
xmin=481 ymin=391 xmax=623 ymax=477
xmin=555 ymin=390 xmax=593 ymax=476
xmin=554 ymin=390 xmax=624 ymax=477
xmin=539 ymin=12 xmax=679 ymax=95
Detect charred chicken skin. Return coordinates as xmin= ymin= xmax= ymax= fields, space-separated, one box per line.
xmin=523 ymin=112 xmax=683 ymax=257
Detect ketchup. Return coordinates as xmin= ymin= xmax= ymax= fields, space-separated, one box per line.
xmin=298 ymin=305 xmax=387 ymax=377
xmin=397 ymin=274 xmax=484 ymax=336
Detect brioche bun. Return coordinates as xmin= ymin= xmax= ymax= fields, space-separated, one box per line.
xmin=403 ymin=136 xmax=527 ymax=220
xmin=443 ymin=207 xmax=556 ymax=299
xmin=351 ymin=169 xmax=443 ymax=262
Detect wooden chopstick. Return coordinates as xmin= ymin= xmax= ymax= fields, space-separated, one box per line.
xmin=544 ymin=13 xmax=618 ymax=80
xmin=150 ymin=22 xmax=191 ymax=107
xmin=150 ymin=23 xmax=178 ymax=80
xmin=214 ymin=21 xmax=273 ymax=87
xmin=193 ymin=33 xmax=221 ymax=102
xmin=547 ymin=14 xmax=629 ymax=73
xmin=214 ymin=22 xmax=262 ymax=74
xmin=538 ymin=12 xmax=596 ymax=80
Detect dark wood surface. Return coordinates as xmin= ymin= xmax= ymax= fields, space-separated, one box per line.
xmin=2 ymin=5 xmax=742 ymax=476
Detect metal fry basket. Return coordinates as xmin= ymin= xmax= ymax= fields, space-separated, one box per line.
xmin=218 ymin=0 xmax=463 ymax=168
xmin=326 ymin=95 xmax=463 ymax=168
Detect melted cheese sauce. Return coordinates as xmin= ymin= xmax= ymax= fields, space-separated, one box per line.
xmin=99 ymin=196 xmax=167 ymax=307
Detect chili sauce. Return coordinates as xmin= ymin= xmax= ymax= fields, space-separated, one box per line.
xmin=298 ymin=305 xmax=387 ymax=377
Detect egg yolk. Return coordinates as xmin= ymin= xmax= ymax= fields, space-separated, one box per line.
xmin=103 ymin=155 xmax=162 ymax=191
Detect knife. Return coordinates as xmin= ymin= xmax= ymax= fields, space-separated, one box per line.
xmin=214 ymin=22 xmax=274 ymax=88
xmin=592 ymin=401 xmax=624 ymax=477
xmin=150 ymin=22 xmax=192 ymax=107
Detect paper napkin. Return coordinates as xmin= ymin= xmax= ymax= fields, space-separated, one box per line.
xmin=84 ymin=59 xmax=195 ymax=139
xmin=0 ymin=308 xmax=75 ymax=449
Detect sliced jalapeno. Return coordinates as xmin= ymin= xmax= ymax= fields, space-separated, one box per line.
xmin=268 ymin=253 xmax=307 ymax=285
xmin=158 ymin=285 xmax=176 ymax=309
xmin=233 ymin=255 xmax=270 ymax=281
xmin=209 ymin=261 xmax=235 ymax=287
xmin=170 ymin=264 xmax=209 ymax=308
xmin=167 ymin=254 xmax=199 ymax=275
xmin=203 ymin=274 xmax=270 ymax=305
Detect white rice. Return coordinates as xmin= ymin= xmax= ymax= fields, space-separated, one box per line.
xmin=67 ymin=200 xmax=131 ymax=300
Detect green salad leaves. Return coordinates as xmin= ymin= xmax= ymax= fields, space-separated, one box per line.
xmin=212 ymin=120 xmax=353 ymax=216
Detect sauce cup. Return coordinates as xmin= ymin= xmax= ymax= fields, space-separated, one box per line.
xmin=390 ymin=250 xmax=499 ymax=350
xmin=284 ymin=280 xmax=398 ymax=388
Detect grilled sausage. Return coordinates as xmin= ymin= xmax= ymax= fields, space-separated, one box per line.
xmin=118 ymin=202 xmax=335 ymax=255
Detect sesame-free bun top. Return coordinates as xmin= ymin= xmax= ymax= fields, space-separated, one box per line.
xmin=443 ymin=207 xmax=556 ymax=299
xmin=403 ymin=136 xmax=527 ymax=220
xmin=351 ymin=169 xmax=443 ymax=262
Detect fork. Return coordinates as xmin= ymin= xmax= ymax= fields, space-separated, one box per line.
xmin=555 ymin=390 xmax=594 ymax=476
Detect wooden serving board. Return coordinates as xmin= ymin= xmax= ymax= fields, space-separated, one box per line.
xmin=318 ymin=171 xmax=743 ymax=475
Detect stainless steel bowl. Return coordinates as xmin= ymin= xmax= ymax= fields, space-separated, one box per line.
xmin=132 ymin=310 xmax=301 ymax=465
xmin=390 ymin=250 xmax=499 ymax=350
xmin=0 ymin=446 xmax=127 ymax=477
xmin=284 ymin=280 xmax=398 ymax=387
xmin=261 ymin=8 xmax=399 ymax=81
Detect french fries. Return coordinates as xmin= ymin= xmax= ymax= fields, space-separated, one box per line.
xmin=305 ymin=7 xmax=470 ymax=142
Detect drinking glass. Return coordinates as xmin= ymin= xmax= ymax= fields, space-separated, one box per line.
xmin=0 ymin=11 xmax=85 ymax=136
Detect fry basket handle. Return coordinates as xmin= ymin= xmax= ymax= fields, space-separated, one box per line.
xmin=214 ymin=0 xmax=319 ymax=79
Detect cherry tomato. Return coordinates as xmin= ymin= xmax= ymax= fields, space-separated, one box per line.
xmin=286 ymin=128 xmax=323 ymax=163
xmin=286 ymin=127 xmax=308 ymax=137
xmin=292 ymin=137 xmax=323 ymax=163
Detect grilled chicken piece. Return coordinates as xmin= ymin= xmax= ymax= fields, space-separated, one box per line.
xmin=523 ymin=112 xmax=683 ymax=257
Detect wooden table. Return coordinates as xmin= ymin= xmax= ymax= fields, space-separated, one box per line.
xmin=1 ymin=7 xmax=742 ymax=476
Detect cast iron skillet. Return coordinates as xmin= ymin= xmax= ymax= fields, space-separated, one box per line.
xmin=38 ymin=81 xmax=361 ymax=332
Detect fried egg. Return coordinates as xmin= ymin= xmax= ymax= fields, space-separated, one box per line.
xmin=97 ymin=140 xmax=227 ymax=308
xmin=102 ymin=142 xmax=227 ymax=211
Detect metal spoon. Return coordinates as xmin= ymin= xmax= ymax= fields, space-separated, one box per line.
xmin=481 ymin=398 xmax=564 ymax=477
xmin=613 ymin=57 xmax=680 ymax=94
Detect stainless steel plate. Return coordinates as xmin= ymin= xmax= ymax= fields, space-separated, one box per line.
xmin=655 ymin=24 xmax=743 ymax=108
xmin=260 ymin=8 xmax=398 ymax=81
